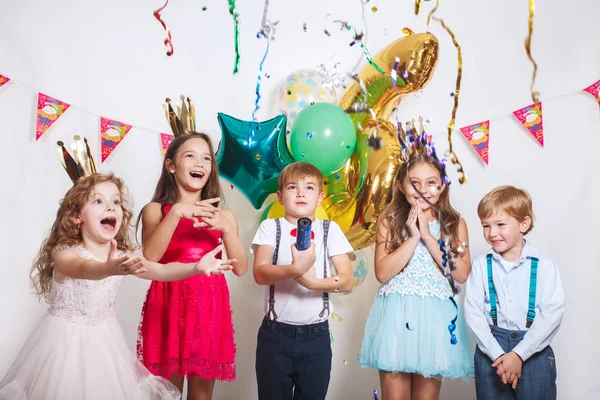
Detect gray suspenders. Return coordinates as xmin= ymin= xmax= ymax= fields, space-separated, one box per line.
xmin=267 ymin=218 xmax=331 ymax=321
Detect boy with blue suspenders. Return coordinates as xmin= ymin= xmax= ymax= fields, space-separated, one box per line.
xmin=251 ymin=162 xmax=354 ymax=400
xmin=465 ymin=186 xmax=565 ymax=400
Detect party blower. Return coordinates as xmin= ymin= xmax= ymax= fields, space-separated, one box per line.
xmin=296 ymin=217 xmax=312 ymax=251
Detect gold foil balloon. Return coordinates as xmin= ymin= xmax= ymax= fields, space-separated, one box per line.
xmin=342 ymin=122 xmax=402 ymax=250
xmin=324 ymin=31 xmax=439 ymax=249
xmin=339 ymin=31 xmax=439 ymax=124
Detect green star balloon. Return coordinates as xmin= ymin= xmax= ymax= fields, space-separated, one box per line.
xmin=216 ymin=113 xmax=293 ymax=209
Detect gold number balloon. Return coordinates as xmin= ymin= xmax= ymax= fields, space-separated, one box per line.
xmin=324 ymin=31 xmax=440 ymax=250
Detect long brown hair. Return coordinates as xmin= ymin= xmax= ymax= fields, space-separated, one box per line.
xmin=379 ymin=153 xmax=461 ymax=254
xmin=135 ymin=133 xmax=223 ymax=235
xmin=30 ymin=173 xmax=135 ymax=298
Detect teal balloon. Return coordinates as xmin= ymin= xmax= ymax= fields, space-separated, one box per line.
xmin=216 ymin=113 xmax=293 ymax=209
xmin=289 ymin=103 xmax=356 ymax=176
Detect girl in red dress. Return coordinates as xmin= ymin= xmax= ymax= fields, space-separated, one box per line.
xmin=137 ymin=132 xmax=248 ymax=400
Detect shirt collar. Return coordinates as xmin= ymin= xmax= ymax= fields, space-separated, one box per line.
xmin=487 ymin=239 xmax=540 ymax=265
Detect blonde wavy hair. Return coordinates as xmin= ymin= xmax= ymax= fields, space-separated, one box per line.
xmin=30 ymin=173 xmax=135 ymax=298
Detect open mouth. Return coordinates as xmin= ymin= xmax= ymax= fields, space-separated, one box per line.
xmin=190 ymin=171 xmax=204 ymax=179
xmin=101 ymin=217 xmax=117 ymax=231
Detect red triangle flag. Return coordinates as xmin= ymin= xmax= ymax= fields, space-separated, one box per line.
xmin=0 ymin=74 xmax=9 ymax=89
xmin=460 ymin=120 xmax=490 ymax=165
xmin=160 ymin=133 xmax=174 ymax=156
xmin=583 ymin=80 xmax=600 ymax=108
xmin=100 ymin=117 xmax=133 ymax=163
xmin=36 ymin=93 xmax=71 ymax=141
xmin=512 ymin=102 xmax=544 ymax=147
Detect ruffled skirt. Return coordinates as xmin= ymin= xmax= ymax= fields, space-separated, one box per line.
xmin=358 ymin=293 xmax=474 ymax=381
xmin=0 ymin=314 xmax=180 ymax=400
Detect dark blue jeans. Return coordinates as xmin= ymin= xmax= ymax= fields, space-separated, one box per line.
xmin=474 ymin=325 xmax=557 ymax=400
xmin=255 ymin=317 xmax=332 ymax=400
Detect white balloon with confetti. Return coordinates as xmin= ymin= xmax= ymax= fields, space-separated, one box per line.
xmin=277 ymin=69 xmax=337 ymax=144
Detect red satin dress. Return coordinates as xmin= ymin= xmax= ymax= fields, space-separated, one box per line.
xmin=137 ymin=204 xmax=236 ymax=381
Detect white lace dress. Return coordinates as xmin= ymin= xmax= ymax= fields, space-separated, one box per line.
xmin=357 ymin=221 xmax=474 ymax=380
xmin=0 ymin=247 xmax=180 ymax=400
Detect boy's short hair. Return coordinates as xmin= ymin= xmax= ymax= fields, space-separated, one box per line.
xmin=278 ymin=162 xmax=324 ymax=192
xmin=478 ymin=185 xmax=535 ymax=234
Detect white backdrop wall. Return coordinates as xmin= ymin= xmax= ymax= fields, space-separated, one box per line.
xmin=1 ymin=0 xmax=599 ymax=399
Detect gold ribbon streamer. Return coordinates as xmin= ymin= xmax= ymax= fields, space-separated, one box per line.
xmin=415 ymin=0 xmax=422 ymax=15
xmin=525 ymin=0 xmax=540 ymax=102
xmin=431 ymin=13 xmax=467 ymax=184
xmin=426 ymin=0 xmax=440 ymax=27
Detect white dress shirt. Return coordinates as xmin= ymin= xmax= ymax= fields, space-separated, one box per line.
xmin=464 ymin=241 xmax=565 ymax=361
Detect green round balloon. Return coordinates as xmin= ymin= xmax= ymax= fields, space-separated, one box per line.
xmin=289 ymin=103 xmax=356 ymax=176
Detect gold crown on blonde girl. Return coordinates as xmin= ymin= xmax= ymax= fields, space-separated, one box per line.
xmin=56 ymin=135 xmax=97 ymax=183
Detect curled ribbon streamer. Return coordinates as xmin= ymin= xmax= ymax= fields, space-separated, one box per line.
xmin=227 ymin=0 xmax=241 ymax=74
xmin=525 ymin=0 xmax=540 ymax=102
xmin=426 ymin=0 xmax=440 ymax=27
xmin=252 ymin=0 xmax=275 ymax=129
xmin=250 ymin=39 xmax=271 ymax=142
xmin=335 ymin=20 xmax=386 ymax=75
xmin=260 ymin=0 xmax=270 ymax=29
xmin=153 ymin=0 xmax=173 ymax=56
xmin=415 ymin=0 xmax=422 ymax=15
xmin=430 ymin=13 xmax=467 ymax=184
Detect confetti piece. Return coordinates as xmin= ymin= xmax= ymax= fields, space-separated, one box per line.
xmin=202 ymin=6 xmax=207 ymax=11
xmin=303 ymin=22 xmax=307 ymax=32
xmin=343 ymin=360 xmax=349 ymax=365
xmin=371 ymin=6 xmax=378 ymax=12
xmin=323 ymin=29 xmax=331 ymax=36
xmin=306 ymin=132 xmax=313 ymax=139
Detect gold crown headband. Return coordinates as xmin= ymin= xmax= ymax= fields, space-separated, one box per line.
xmin=56 ymin=135 xmax=97 ymax=183
xmin=163 ymin=95 xmax=196 ymax=137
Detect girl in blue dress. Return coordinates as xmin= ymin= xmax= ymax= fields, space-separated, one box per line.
xmin=358 ymin=148 xmax=474 ymax=399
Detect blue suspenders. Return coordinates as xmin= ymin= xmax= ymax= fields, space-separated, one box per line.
xmin=486 ymin=254 xmax=538 ymax=328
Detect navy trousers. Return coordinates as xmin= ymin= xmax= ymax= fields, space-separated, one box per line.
xmin=255 ymin=317 xmax=332 ymax=400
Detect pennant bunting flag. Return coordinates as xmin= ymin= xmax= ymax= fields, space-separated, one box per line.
xmin=0 ymin=74 xmax=9 ymax=89
xmin=460 ymin=120 xmax=490 ymax=165
xmin=583 ymin=80 xmax=600 ymax=108
xmin=513 ymin=102 xmax=544 ymax=147
xmin=36 ymin=93 xmax=71 ymax=141
xmin=100 ymin=117 xmax=133 ymax=163
xmin=160 ymin=133 xmax=174 ymax=156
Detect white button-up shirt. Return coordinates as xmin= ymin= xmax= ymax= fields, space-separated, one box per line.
xmin=464 ymin=241 xmax=565 ymax=361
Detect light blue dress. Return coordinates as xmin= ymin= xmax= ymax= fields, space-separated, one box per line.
xmin=358 ymin=221 xmax=474 ymax=380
